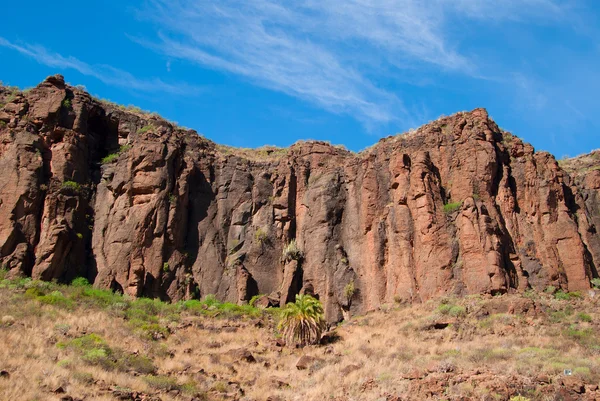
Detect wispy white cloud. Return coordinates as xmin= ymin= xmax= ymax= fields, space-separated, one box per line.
xmin=0 ymin=37 xmax=198 ymax=95
xmin=133 ymin=0 xmax=576 ymax=127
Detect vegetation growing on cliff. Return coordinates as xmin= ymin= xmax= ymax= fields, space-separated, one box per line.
xmin=282 ymin=239 xmax=302 ymax=262
xmin=443 ymin=200 xmax=462 ymax=214
xmin=101 ymin=144 xmax=132 ymax=164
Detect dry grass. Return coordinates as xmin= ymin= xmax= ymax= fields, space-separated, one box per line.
xmin=560 ymin=149 xmax=600 ymax=177
xmin=215 ymin=144 xmax=289 ymax=162
xmin=2 ymin=276 xmax=600 ymax=400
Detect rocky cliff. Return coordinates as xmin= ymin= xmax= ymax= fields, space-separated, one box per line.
xmin=1 ymin=75 xmax=598 ymax=321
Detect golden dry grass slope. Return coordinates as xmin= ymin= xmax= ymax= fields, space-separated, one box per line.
xmin=2 ymin=272 xmax=600 ymax=401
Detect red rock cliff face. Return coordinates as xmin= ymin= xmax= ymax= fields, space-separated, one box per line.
xmin=1 ymin=76 xmax=598 ymax=321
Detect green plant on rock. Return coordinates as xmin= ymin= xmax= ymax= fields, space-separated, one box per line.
xmin=61 ymin=180 xmax=82 ymax=193
xmin=62 ymin=98 xmax=72 ymax=110
xmin=138 ymin=124 xmax=153 ymax=134
xmin=554 ymin=290 xmax=582 ymax=300
xmin=437 ymin=302 xmax=466 ymax=317
xmin=282 ymin=239 xmax=302 ymax=262
xmin=278 ymin=294 xmax=326 ymax=347
xmin=443 ymin=201 xmax=462 ymax=214
xmin=101 ymin=144 xmax=132 ymax=164
xmin=254 ymin=227 xmax=269 ymax=245
xmin=591 ymin=278 xmax=600 ymax=289
xmin=344 ymin=280 xmax=355 ymax=303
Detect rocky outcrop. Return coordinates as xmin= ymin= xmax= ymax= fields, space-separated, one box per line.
xmin=561 ymin=150 xmax=600 ymax=278
xmin=1 ymin=75 xmax=598 ymax=321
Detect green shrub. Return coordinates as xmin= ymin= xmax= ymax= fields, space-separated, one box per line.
xmin=555 ymin=290 xmax=582 ymax=300
xmin=101 ymin=144 xmax=132 ymax=164
xmin=443 ymin=201 xmax=462 ymax=214
xmin=143 ymin=375 xmax=180 ymax=391
xmin=162 ymin=262 xmax=170 ymax=272
xmin=61 ymin=180 xmax=82 ymax=193
xmin=72 ymin=371 xmax=94 ymax=384
xmin=25 ymin=287 xmax=45 ymax=298
xmin=591 ymin=278 xmax=600 ymax=289
xmin=344 ymin=280 xmax=356 ymax=302
xmin=448 ymin=305 xmax=466 ymax=317
xmin=255 ymin=227 xmax=269 ymax=244
xmin=71 ymin=277 xmax=90 ymax=287
xmin=577 ymin=312 xmax=592 ymax=322
xmin=203 ymin=294 xmax=219 ymax=307
xmin=180 ymin=295 xmax=264 ymax=318
xmin=129 ymin=297 xmax=170 ymax=316
xmin=100 ymin=152 xmax=119 ymax=164
xmin=278 ymin=294 xmax=326 ymax=347
xmin=138 ymin=125 xmax=153 ymax=134
xmin=438 ymin=303 xmax=466 ymax=317
xmin=129 ymin=319 xmax=170 ymax=341
xmin=217 ymin=302 xmax=261 ymax=318
xmin=120 ymin=354 xmax=156 ymax=374
xmin=58 ymin=333 xmax=156 ymax=373
xmin=83 ymin=347 xmax=109 ymax=364
xmin=62 ymin=98 xmax=72 ymax=110
xmin=56 ymin=359 xmax=71 ymax=368
xmin=76 ymin=287 xmax=123 ymax=307
xmin=282 ymin=239 xmax=302 ymax=262
xmin=61 ymin=333 xmax=105 ymax=349
xmin=563 ymin=325 xmax=599 ymax=348
xmin=37 ymin=290 xmax=74 ymax=309
xmin=180 ymin=299 xmax=205 ymax=312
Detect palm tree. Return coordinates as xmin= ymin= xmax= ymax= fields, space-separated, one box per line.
xmin=278 ymin=294 xmax=326 ymax=347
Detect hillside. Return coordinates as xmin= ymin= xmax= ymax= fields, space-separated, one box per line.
xmin=2 ymin=274 xmax=600 ymax=400
xmin=0 ymin=75 xmax=599 ymax=323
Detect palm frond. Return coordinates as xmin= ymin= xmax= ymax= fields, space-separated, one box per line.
xmin=277 ymin=294 xmax=325 ymax=347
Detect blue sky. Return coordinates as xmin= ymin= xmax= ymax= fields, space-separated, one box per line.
xmin=0 ymin=1 xmax=598 ymax=157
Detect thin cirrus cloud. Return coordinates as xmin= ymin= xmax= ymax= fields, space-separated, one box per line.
xmin=0 ymin=36 xmax=197 ymax=95
xmin=133 ymin=0 xmax=575 ymax=127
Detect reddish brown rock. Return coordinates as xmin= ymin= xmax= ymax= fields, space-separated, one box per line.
xmin=228 ymin=348 xmax=256 ymax=363
xmin=0 ymin=76 xmax=599 ymax=322
xmin=295 ymin=355 xmax=322 ymax=370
